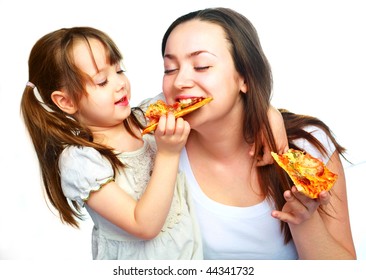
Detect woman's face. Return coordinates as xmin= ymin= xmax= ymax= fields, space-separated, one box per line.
xmin=162 ymin=19 xmax=247 ymax=130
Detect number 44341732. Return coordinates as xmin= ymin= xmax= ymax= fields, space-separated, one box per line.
xmin=205 ymin=266 xmax=254 ymax=276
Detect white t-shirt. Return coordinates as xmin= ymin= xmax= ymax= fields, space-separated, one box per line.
xmin=179 ymin=126 xmax=336 ymax=259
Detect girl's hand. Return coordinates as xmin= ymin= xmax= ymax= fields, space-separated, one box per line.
xmin=154 ymin=113 xmax=190 ymax=154
xmin=271 ymin=186 xmax=331 ymax=225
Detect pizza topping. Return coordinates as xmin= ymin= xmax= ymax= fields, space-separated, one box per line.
xmin=271 ymin=148 xmax=338 ymax=198
xmin=142 ymin=97 xmax=213 ymax=135
xmin=145 ymin=100 xmax=171 ymax=122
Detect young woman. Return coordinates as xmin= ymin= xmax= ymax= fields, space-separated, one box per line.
xmin=158 ymin=7 xmax=356 ymax=259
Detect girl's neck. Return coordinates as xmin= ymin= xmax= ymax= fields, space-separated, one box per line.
xmin=91 ymin=123 xmax=143 ymax=152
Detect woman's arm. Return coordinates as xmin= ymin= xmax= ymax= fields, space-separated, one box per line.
xmin=253 ymin=105 xmax=289 ymax=166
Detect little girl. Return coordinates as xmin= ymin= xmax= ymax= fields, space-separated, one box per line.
xmin=20 ymin=27 xmax=202 ymax=259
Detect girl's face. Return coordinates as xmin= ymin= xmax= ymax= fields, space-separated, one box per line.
xmin=73 ymin=38 xmax=131 ymax=131
xmin=162 ymin=20 xmax=247 ymax=131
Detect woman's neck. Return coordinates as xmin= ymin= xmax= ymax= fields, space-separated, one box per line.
xmin=186 ymin=125 xmax=253 ymax=163
xmin=185 ymin=126 xmax=262 ymax=206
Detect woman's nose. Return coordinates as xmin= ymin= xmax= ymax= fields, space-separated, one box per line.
xmin=173 ymin=67 xmax=194 ymax=90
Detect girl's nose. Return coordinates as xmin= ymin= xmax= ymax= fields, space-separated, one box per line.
xmin=116 ymin=73 xmax=127 ymax=92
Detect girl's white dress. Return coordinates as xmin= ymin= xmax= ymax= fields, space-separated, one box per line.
xmin=59 ymin=134 xmax=203 ymax=260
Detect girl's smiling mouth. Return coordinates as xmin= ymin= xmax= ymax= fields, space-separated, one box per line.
xmin=115 ymin=96 xmax=129 ymax=106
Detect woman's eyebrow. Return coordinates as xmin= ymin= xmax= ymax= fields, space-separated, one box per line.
xmin=189 ymin=50 xmax=217 ymax=58
xmin=164 ymin=50 xmax=217 ymax=59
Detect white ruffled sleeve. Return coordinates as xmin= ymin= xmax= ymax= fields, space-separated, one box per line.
xmin=139 ymin=93 xmax=165 ymax=112
xmin=59 ymin=146 xmax=114 ymax=206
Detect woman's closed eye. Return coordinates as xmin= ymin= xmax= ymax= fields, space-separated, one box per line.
xmin=194 ymin=66 xmax=211 ymax=71
xmin=164 ymin=66 xmax=211 ymax=74
xmin=164 ymin=68 xmax=177 ymax=74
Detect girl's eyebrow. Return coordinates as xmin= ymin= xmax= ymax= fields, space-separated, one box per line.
xmin=90 ymin=68 xmax=105 ymax=79
xmin=90 ymin=63 xmax=111 ymax=78
xmin=164 ymin=50 xmax=217 ymax=59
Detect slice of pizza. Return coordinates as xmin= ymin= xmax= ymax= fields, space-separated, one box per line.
xmin=142 ymin=97 xmax=213 ymax=135
xmin=271 ymin=148 xmax=338 ymax=198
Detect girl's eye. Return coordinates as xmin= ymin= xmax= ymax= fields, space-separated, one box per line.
xmin=117 ymin=63 xmax=126 ymax=74
xmin=97 ymin=80 xmax=108 ymax=87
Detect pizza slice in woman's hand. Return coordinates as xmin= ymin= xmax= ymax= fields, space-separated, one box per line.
xmin=271 ymin=148 xmax=338 ymax=198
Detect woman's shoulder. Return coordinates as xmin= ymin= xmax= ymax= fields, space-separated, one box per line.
xmin=292 ymin=125 xmax=336 ymax=164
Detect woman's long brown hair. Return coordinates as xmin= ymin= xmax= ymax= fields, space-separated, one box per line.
xmin=162 ymin=8 xmax=346 ymax=243
xmin=20 ymin=27 xmax=145 ymax=228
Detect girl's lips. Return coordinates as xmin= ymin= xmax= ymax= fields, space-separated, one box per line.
xmin=115 ymin=96 xmax=129 ymax=106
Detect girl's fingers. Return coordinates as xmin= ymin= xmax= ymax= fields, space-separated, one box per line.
xmin=164 ymin=113 xmax=176 ymax=135
xmin=156 ymin=113 xmax=175 ymax=135
xmin=155 ymin=115 xmax=167 ymax=136
xmin=174 ymin=117 xmax=185 ymax=134
xmin=156 ymin=114 xmax=190 ymax=140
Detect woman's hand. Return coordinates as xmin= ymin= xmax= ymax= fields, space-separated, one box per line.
xmin=271 ymin=187 xmax=331 ymax=225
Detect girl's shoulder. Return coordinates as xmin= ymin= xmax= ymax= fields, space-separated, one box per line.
xmin=60 ymin=145 xmax=110 ymax=166
xmin=59 ymin=145 xmax=114 ymax=205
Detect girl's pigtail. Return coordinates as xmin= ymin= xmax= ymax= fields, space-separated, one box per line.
xmin=20 ymin=84 xmax=83 ymax=227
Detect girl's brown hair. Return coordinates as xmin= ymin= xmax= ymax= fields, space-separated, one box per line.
xmin=162 ymin=8 xmax=346 ymax=243
xmin=20 ymin=27 xmax=145 ymax=228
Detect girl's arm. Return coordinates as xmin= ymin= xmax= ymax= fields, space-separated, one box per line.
xmin=272 ymin=151 xmax=356 ymax=259
xmin=87 ymin=114 xmax=190 ymax=240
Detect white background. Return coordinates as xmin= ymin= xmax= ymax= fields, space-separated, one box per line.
xmin=0 ymin=0 xmax=365 ymax=262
